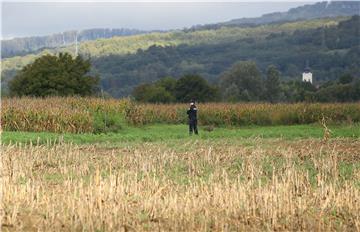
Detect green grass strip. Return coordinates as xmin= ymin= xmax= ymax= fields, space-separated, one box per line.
xmin=2 ymin=123 xmax=359 ymax=145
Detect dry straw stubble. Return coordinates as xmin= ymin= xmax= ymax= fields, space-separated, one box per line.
xmin=2 ymin=139 xmax=360 ymax=231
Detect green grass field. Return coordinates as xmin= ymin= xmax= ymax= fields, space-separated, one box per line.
xmin=2 ymin=123 xmax=360 ymax=145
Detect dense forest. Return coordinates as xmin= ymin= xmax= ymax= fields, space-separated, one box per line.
xmin=94 ymin=16 xmax=360 ymax=97
xmin=131 ymin=62 xmax=360 ymax=103
xmin=2 ymin=16 xmax=358 ymax=97
xmin=1 ymin=2 xmax=359 ymax=99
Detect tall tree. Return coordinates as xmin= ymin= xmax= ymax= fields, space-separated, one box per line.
xmin=174 ymin=74 xmax=219 ymax=102
xmin=265 ymin=65 xmax=281 ymax=103
xmin=9 ymin=53 xmax=99 ymax=97
xmin=155 ymin=77 xmax=177 ymax=93
xmin=133 ymin=83 xmax=174 ymax=103
xmin=223 ymin=83 xmax=240 ymax=102
xmin=220 ymin=61 xmax=263 ymax=101
xmin=339 ymin=74 xmax=354 ymax=84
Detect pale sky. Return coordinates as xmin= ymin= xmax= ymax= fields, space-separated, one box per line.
xmin=1 ymin=1 xmax=315 ymax=39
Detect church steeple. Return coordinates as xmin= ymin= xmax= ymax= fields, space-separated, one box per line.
xmin=304 ymin=60 xmax=311 ymax=73
xmin=302 ymin=60 xmax=313 ymax=83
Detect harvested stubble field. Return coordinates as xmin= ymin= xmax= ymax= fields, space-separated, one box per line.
xmin=2 ymin=138 xmax=360 ymax=231
xmin=2 ymin=97 xmax=360 ymax=231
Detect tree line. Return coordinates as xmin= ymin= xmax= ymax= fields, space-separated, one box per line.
xmin=7 ymin=52 xmax=360 ymax=103
xmin=132 ymin=61 xmax=360 ymax=103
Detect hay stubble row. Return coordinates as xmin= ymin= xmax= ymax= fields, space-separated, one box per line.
xmin=2 ymin=139 xmax=360 ymax=231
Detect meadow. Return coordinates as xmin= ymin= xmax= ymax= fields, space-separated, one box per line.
xmin=1 ymin=97 xmax=360 ymax=231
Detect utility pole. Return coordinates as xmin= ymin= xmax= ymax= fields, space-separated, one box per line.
xmin=321 ymin=26 xmax=326 ymax=49
xmin=75 ymin=31 xmax=78 ymax=57
xmin=62 ymin=33 xmax=66 ymax=46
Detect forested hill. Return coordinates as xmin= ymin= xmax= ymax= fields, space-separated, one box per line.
xmin=2 ymin=17 xmax=345 ymax=73
xmin=1 ymin=28 xmax=151 ymax=58
xmin=2 ymin=16 xmax=359 ymax=98
xmin=2 ymin=1 xmax=358 ymax=59
xmin=192 ymin=1 xmax=360 ymax=30
xmin=94 ymin=16 xmax=360 ymax=97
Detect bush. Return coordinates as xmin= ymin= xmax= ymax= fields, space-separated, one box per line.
xmin=93 ymin=112 xmax=123 ymax=134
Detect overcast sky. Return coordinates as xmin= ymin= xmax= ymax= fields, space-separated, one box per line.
xmin=1 ymin=1 xmax=315 ymax=39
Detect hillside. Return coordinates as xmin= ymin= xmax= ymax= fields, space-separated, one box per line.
xmin=2 ymin=16 xmax=359 ymax=97
xmin=192 ymin=1 xmax=360 ymax=30
xmin=1 ymin=28 xmax=150 ymax=58
xmin=2 ymin=1 xmax=358 ymax=59
xmin=93 ymin=16 xmax=360 ymax=97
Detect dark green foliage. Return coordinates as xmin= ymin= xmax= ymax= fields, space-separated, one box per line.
xmin=288 ymin=81 xmax=317 ymax=102
xmin=3 ymin=16 xmax=360 ymax=100
xmin=156 ymin=77 xmax=177 ymax=93
xmin=220 ymin=61 xmax=264 ymax=102
xmin=9 ymin=53 xmax=99 ymax=97
xmin=174 ymin=75 xmax=219 ymax=102
xmin=132 ymin=76 xmax=177 ymax=103
xmin=222 ymin=83 xmax=240 ymax=102
xmin=133 ymin=75 xmax=219 ymax=103
xmin=315 ymin=79 xmax=360 ymax=103
xmin=4 ymin=2 xmax=358 ymax=59
xmin=133 ymin=84 xmax=175 ymax=103
xmin=93 ymin=111 xmax=123 ymax=134
xmin=138 ymin=60 xmax=360 ymax=103
xmin=89 ymin=16 xmax=360 ymax=98
xmin=265 ymin=66 xmax=281 ymax=103
xmin=339 ymin=74 xmax=354 ymax=84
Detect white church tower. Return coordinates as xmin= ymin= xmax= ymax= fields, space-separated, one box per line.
xmin=302 ymin=62 xmax=313 ymax=84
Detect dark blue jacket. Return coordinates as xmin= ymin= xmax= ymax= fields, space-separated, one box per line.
xmin=187 ymin=105 xmax=197 ymax=121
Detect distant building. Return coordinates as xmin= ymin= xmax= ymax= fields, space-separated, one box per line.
xmin=302 ymin=63 xmax=313 ymax=84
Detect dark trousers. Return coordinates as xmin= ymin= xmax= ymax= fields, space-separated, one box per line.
xmin=189 ymin=120 xmax=198 ymax=135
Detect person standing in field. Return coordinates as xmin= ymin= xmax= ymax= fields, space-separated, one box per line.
xmin=187 ymin=101 xmax=198 ymax=135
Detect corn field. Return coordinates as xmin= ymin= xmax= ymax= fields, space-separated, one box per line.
xmin=1 ymin=97 xmax=129 ymax=133
xmin=124 ymin=102 xmax=360 ymax=126
xmin=2 ymin=97 xmax=360 ymax=133
xmin=2 ymin=139 xmax=360 ymax=231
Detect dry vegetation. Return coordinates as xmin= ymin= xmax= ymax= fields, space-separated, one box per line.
xmin=2 ymin=97 xmax=360 ymax=133
xmin=126 ymin=102 xmax=360 ymax=126
xmin=1 ymin=97 xmax=128 ymax=133
xmin=2 ymin=139 xmax=360 ymax=231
